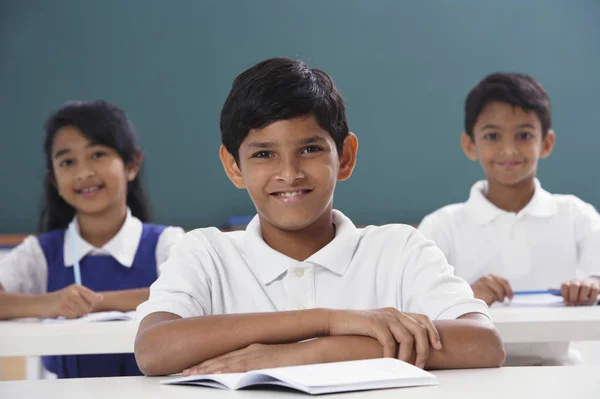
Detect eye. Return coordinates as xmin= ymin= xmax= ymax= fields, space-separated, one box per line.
xmin=58 ymin=159 xmax=74 ymax=167
xmin=301 ymin=146 xmax=323 ymax=155
xmin=91 ymin=151 xmax=107 ymax=159
xmin=483 ymin=133 xmax=499 ymax=141
xmin=251 ymin=151 xmax=273 ymax=159
xmin=518 ymin=132 xmax=533 ymax=140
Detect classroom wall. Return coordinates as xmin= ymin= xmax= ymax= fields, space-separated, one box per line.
xmin=1 ymin=0 xmax=599 ymax=233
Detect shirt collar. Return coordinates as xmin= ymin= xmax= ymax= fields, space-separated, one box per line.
xmin=63 ymin=208 xmax=142 ymax=268
xmin=241 ymin=210 xmax=360 ymax=285
xmin=466 ymin=179 xmax=558 ymax=226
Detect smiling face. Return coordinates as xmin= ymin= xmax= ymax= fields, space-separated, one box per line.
xmin=51 ymin=125 xmax=139 ymax=217
xmin=461 ymin=101 xmax=555 ymax=187
xmin=220 ymin=114 xmax=358 ymax=232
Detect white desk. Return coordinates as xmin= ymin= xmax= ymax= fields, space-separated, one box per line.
xmin=2 ymin=307 xmax=600 ymax=357
xmin=489 ymin=306 xmax=600 ymax=343
xmin=1 ymin=366 xmax=599 ymax=398
xmin=0 ymin=319 xmax=138 ymax=356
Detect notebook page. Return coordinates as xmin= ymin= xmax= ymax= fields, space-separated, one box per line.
xmin=162 ymin=372 xmax=245 ymax=389
xmin=43 ymin=310 xmax=135 ymax=323
xmin=496 ymin=294 xmax=600 ymax=308
xmin=261 ymin=358 xmax=437 ymax=389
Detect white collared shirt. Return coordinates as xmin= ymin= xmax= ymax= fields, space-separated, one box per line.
xmin=137 ymin=210 xmax=488 ymax=322
xmin=0 ymin=209 xmax=184 ymax=294
xmin=419 ymin=179 xmax=600 ymax=289
xmin=419 ymin=179 xmax=600 ymax=365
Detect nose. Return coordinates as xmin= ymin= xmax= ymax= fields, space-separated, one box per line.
xmin=500 ymin=140 xmax=517 ymax=157
xmin=276 ymin=155 xmax=305 ymax=184
xmin=75 ymin=159 xmax=95 ymax=182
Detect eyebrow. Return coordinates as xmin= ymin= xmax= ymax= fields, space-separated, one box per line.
xmin=516 ymin=123 xmax=536 ymax=129
xmin=53 ymin=142 xmax=102 ymax=159
xmin=246 ymin=141 xmax=275 ymax=149
xmin=246 ymin=135 xmax=327 ymax=149
xmin=480 ymin=124 xmax=503 ymax=131
xmin=480 ymin=123 xmax=536 ymax=131
xmin=297 ymin=135 xmax=327 ymax=145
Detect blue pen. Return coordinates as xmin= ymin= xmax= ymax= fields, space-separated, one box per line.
xmin=513 ymin=289 xmax=561 ymax=296
xmin=69 ymin=224 xmax=82 ymax=286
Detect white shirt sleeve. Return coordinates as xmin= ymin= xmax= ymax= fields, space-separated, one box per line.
xmin=0 ymin=236 xmax=48 ymax=294
xmin=572 ymin=199 xmax=600 ymax=278
xmin=155 ymin=226 xmax=185 ymax=275
xmin=418 ymin=212 xmax=455 ymax=266
xmin=137 ymin=231 xmax=213 ymax=321
xmin=399 ymin=228 xmax=489 ymax=320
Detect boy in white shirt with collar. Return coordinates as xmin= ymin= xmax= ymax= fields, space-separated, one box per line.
xmin=135 ymin=58 xmax=504 ymax=376
xmin=419 ymin=72 xmax=600 ymax=366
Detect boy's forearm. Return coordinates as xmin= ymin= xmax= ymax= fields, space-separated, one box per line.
xmin=426 ymin=313 xmax=505 ymax=369
xmin=312 ymin=335 xmax=384 ymax=363
xmin=311 ymin=314 xmax=504 ymax=369
xmin=0 ymin=291 xmax=47 ymax=319
xmin=94 ymin=288 xmax=149 ymax=312
xmin=135 ymin=308 xmax=331 ymax=376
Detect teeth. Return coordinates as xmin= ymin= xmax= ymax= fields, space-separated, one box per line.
xmin=81 ymin=186 xmax=99 ymax=193
xmin=278 ymin=191 xmax=303 ymax=197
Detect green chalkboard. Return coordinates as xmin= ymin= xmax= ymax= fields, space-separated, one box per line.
xmin=1 ymin=0 xmax=598 ymax=233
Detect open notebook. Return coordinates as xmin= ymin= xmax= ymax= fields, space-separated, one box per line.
xmin=161 ymin=358 xmax=439 ymax=395
xmin=496 ymin=294 xmax=600 ymax=308
xmin=43 ymin=310 xmax=137 ymax=323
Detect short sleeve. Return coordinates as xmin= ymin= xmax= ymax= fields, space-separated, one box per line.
xmin=0 ymin=236 xmax=48 ymax=294
xmin=572 ymin=199 xmax=600 ymax=278
xmin=137 ymin=231 xmax=213 ymax=321
xmin=399 ymin=229 xmax=489 ymax=320
xmin=155 ymin=226 xmax=185 ymax=275
xmin=418 ymin=212 xmax=455 ymax=266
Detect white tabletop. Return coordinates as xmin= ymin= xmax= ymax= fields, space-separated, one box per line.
xmin=0 ymin=318 xmax=138 ymax=356
xmin=2 ymin=307 xmax=600 ymax=357
xmin=1 ymin=366 xmax=599 ymax=399
xmin=489 ymin=306 xmax=600 ymax=342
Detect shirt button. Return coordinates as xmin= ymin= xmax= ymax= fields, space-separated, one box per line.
xmin=295 ymin=268 xmax=304 ymax=277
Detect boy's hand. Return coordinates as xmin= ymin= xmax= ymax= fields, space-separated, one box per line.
xmin=328 ymin=308 xmax=441 ymax=368
xmin=182 ymin=342 xmax=316 ymax=376
xmin=560 ymin=278 xmax=600 ymax=306
xmin=471 ymin=274 xmax=514 ymax=305
xmin=41 ymin=284 xmax=104 ymax=319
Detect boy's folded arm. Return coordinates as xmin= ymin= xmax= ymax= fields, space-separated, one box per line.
xmin=426 ymin=313 xmax=504 ymax=369
xmin=309 ymin=313 xmax=504 ymax=369
xmin=134 ymin=308 xmax=332 ymax=376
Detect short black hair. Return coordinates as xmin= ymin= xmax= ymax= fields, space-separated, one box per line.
xmin=464 ymin=72 xmax=551 ymax=138
xmin=40 ymin=100 xmax=152 ymax=232
xmin=220 ymin=57 xmax=349 ymax=162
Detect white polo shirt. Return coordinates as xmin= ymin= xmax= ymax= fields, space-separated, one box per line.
xmin=419 ymin=179 xmax=600 ymax=365
xmin=0 ymin=209 xmax=184 ymax=295
xmin=137 ymin=210 xmax=488 ymax=323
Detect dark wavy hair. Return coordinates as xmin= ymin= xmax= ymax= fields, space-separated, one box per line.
xmin=39 ymin=100 xmax=151 ymax=232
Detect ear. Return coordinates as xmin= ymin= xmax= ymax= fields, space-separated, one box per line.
xmin=219 ymin=145 xmax=246 ymax=189
xmin=337 ymin=132 xmax=358 ymax=181
xmin=460 ymin=132 xmax=478 ymax=161
xmin=540 ymin=129 xmax=556 ymax=159
xmin=125 ymin=152 xmax=143 ymax=182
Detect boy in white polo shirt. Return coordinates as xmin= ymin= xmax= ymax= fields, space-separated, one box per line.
xmin=419 ymin=72 xmax=600 ymax=366
xmin=134 ymin=58 xmax=504 ymax=376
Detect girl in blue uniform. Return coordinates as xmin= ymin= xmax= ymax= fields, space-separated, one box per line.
xmin=0 ymin=100 xmax=183 ymax=377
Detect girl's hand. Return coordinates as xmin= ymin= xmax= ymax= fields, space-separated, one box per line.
xmin=41 ymin=284 xmax=104 ymax=319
